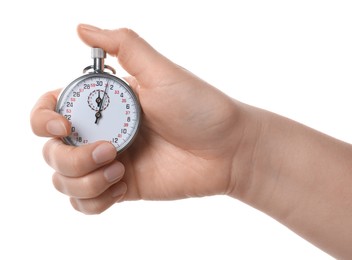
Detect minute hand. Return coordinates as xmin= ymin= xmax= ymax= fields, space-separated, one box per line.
xmin=95 ymin=81 xmax=109 ymax=124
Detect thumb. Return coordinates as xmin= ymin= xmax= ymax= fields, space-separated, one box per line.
xmin=77 ymin=24 xmax=181 ymax=88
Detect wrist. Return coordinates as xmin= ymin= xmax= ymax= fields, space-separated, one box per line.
xmin=226 ymin=104 xmax=352 ymax=258
xmin=225 ymin=102 xmax=267 ymax=200
xmin=225 ymin=104 xmax=292 ymax=208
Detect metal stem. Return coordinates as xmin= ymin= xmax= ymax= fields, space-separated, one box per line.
xmin=91 ymin=48 xmax=106 ymax=73
xmin=93 ymin=57 xmax=104 ymax=73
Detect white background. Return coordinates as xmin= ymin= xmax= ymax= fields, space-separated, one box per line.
xmin=1 ymin=0 xmax=351 ymax=259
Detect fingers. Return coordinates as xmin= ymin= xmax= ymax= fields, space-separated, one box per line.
xmin=52 ymin=160 xmax=125 ymax=199
xmin=47 ymin=139 xmax=124 ymax=214
xmin=70 ymin=182 xmax=127 ymax=215
xmin=77 ymin=24 xmax=182 ymax=88
xmin=43 ymin=139 xmax=117 ymax=177
xmin=30 ymin=89 xmax=70 ymax=137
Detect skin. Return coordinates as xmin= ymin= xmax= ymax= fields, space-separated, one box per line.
xmin=30 ymin=24 xmax=352 ymax=259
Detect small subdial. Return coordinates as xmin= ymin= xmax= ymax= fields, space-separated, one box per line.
xmin=88 ymin=90 xmax=110 ymax=111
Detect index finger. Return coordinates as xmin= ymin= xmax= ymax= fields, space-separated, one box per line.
xmin=30 ymin=89 xmax=71 ymax=137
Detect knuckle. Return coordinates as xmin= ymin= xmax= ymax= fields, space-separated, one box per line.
xmin=112 ymin=28 xmax=140 ymax=64
xmin=70 ymin=153 xmax=82 ymax=175
xmin=115 ymin=27 xmax=138 ymax=38
xmin=80 ymin=176 xmax=103 ymax=198
xmin=77 ymin=200 xmax=107 ymax=215
xmin=29 ymin=110 xmax=39 ymax=135
xmin=70 ymin=194 xmax=113 ymax=215
xmin=69 ymin=149 xmax=88 ymax=176
xmin=42 ymin=142 xmax=50 ymax=165
xmin=86 ymin=201 xmax=106 ymax=215
xmin=30 ymin=89 xmax=62 ymax=137
xmin=51 ymin=173 xmax=63 ymax=193
xmin=70 ymin=198 xmax=83 ymax=213
xmin=42 ymin=139 xmax=57 ymax=168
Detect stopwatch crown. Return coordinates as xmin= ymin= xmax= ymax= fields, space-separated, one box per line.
xmin=91 ymin=48 xmax=106 ymax=59
xmin=83 ymin=48 xmax=116 ymax=75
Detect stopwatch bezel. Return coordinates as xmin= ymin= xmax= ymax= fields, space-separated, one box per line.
xmin=56 ymin=72 xmax=141 ymax=153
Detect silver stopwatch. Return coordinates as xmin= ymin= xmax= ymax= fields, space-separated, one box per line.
xmin=56 ymin=48 xmax=141 ymax=153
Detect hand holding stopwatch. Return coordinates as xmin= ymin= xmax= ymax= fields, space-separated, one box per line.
xmin=56 ymin=48 xmax=141 ymax=153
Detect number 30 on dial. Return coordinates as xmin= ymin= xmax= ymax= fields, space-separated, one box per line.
xmin=56 ymin=49 xmax=141 ymax=153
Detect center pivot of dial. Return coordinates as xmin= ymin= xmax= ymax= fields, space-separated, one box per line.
xmin=88 ymin=89 xmax=110 ymax=111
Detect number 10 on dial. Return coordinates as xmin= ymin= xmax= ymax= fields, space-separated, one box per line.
xmin=56 ymin=48 xmax=141 ymax=153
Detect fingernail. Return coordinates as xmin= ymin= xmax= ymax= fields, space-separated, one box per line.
xmin=79 ymin=24 xmax=101 ymax=32
xmin=104 ymin=162 xmax=125 ymax=183
xmin=46 ymin=120 xmax=67 ymax=136
xmin=92 ymin=143 xmax=116 ymax=164
xmin=111 ymin=182 xmax=127 ymax=198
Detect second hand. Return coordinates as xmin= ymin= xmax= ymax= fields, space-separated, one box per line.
xmin=95 ymin=80 xmax=109 ymax=124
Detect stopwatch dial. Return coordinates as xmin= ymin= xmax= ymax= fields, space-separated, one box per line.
xmin=88 ymin=89 xmax=110 ymax=111
xmin=57 ymin=75 xmax=141 ymax=153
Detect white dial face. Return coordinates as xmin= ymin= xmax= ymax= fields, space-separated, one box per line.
xmin=57 ymin=74 xmax=141 ymax=152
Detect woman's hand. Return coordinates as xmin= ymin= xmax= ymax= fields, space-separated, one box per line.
xmin=30 ymin=24 xmax=251 ymax=214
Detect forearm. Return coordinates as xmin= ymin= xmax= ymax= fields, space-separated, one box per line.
xmin=230 ymin=104 xmax=352 ymax=259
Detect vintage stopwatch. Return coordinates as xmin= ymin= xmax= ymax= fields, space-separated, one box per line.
xmin=56 ymin=48 xmax=141 ymax=153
